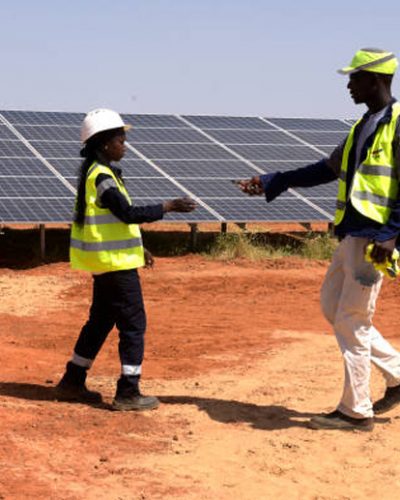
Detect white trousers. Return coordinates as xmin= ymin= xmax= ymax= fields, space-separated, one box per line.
xmin=320 ymin=235 xmax=400 ymax=418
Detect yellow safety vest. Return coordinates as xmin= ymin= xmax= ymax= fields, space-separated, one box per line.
xmin=334 ymin=102 xmax=400 ymax=226
xmin=70 ymin=162 xmax=145 ymax=273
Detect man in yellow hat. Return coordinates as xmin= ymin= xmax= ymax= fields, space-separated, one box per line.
xmin=238 ymin=48 xmax=400 ymax=431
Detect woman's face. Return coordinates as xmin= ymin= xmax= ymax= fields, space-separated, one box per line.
xmin=104 ymin=131 xmax=126 ymax=162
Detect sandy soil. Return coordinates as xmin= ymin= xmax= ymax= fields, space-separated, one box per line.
xmin=1 ymin=255 xmax=400 ymax=499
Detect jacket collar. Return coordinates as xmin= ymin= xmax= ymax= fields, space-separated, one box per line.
xmin=363 ymin=97 xmax=397 ymax=124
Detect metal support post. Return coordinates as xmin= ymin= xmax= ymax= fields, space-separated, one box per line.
xmin=221 ymin=222 xmax=227 ymax=233
xmin=189 ymin=223 xmax=198 ymax=251
xmin=39 ymin=224 xmax=46 ymax=261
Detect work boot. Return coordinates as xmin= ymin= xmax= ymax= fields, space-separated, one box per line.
xmin=373 ymin=384 xmax=400 ymax=414
xmin=112 ymin=375 xmax=159 ymax=411
xmin=55 ymin=361 xmax=102 ymax=404
xmin=308 ymin=410 xmax=374 ymax=432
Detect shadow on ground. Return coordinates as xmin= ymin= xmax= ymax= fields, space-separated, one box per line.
xmin=160 ymin=395 xmax=314 ymax=430
xmin=0 ymin=381 xmax=106 ymax=409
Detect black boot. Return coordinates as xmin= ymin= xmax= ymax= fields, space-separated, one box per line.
xmin=112 ymin=375 xmax=159 ymax=411
xmin=55 ymin=361 xmax=102 ymax=403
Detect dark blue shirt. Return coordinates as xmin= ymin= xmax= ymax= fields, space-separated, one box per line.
xmin=260 ymin=103 xmax=400 ymax=243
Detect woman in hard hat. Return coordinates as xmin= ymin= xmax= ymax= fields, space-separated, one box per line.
xmin=55 ymin=108 xmax=196 ymax=411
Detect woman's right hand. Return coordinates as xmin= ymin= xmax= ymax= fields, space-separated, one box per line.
xmin=163 ymin=198 xmax=197 ymax=213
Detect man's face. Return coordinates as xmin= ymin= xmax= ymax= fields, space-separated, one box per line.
xmin=347 ymin=71 xmax=377 ymax=104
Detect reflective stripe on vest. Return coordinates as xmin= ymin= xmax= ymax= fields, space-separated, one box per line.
xmin=334 ymin=102 xmax=400 ymax=226
xmin=70 ymin=162 xmax=145 ymax=273
xmin=70 ymin=237 xmax=143 ymax=252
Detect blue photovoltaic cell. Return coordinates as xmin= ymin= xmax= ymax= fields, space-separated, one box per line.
xmin=124 ymin=177 xmax=188 ymax=198
xmin=309 ymin=197 xmax=336 ymax=214
xmin=183 ymin=115 xmax=274 ymax=130
xmin=0 ymin=125 xmax=19 ymax=140
xmin=154 ymin=160 xmax=257 ymax=178
xmin=15 ymin=125 xmax=80 ymax=142
xmin=122 ymin=114 xmax=186 ymax=128
xmin=204 ymin=129 xmax=300 ymax=145
xmin=0 ymin=176 xmax=73 ymax=197
xmin=119 ymin=159 xmax=162 ymax=178
xmin=129 ymin=127 xmax=211 ymax=144
xmin=0 ymin=198 xmax=74 ymax=222
xmin=28 ymin=141 xmax=81 ymax=158
xmin=206 ymin=197 xmax=330 ymax=222
xmin=1 ymin=110 xmax=84 ymax=126
xmin=0 ymin=158 xmax=56 ymax=176
xmin=47 ymin=159 xmax=82 ymax=177
xmin=267 ymin=117 xmax=351 ymax=131
xmin=296 ymin=182 xmax=338 ymax=197
xmin=228 ymin=144 xmax=322 ymax=161
xmin=0 ymin=140 xmax=34 ymax=157
xmin=291 ymin=131 xmax=347 ymax=146
xmin=132 ymin=143 xmax=235 ymax=160
xmin=177 ymin=178 xmax=259 ymax=198
xmin=252 ymin=160 xmax=311 ymax=173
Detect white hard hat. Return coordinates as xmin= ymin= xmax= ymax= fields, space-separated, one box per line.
xmin=80 ymin=108 xmax=131 ymax=143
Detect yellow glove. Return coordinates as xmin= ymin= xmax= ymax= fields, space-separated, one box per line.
xmin=365 ymin=243 xmax=400 ymax=279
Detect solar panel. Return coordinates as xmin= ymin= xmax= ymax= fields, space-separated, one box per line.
xmin=16 ymin=125 xmax=80 ymax=141
xmin=203 ymin=129 xmax=300 ymax=145
xmin=290 ymin=131 xmax=347 ymax=145
xmin=267 ymin=117 xmax=350 ymax=131
xmin=0 ymin=158 xmax=51 ymax=176
xmin=227 ymin=144 xmax=322 ymax=161
xmin=183 ymin=115 xmax=274 ymax=129
xmin=0 ymin=198 xmax=74 ymax=223
xmin=1 ymin=110 xmax=84 ymax=126
xmin=129 ymin=128 xmax=211 ymax=144
xmin=0 ymin=110 xmax=354 ymax=224
xmin=154 ymin=160 xmax=256 ymax=178
xmin=0 ymin=139 xmax=33 ymax=157
xmin=206 ymin=197 xmax=331 ymax=222
xmin=121 ymin=114 xmax=185 ymax=128
xmin=132 ymin=143 xmax=235 ymax=160
xmin=0 ymin=176 xmax=72 ymax=197
xmin=124 ymin=177 xmax=189 ymax=198
xmin=0 ymin=125 xmax=21 ymax=140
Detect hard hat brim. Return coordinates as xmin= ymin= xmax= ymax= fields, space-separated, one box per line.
xmin=337 ymin=66 xmax=356 ymax=75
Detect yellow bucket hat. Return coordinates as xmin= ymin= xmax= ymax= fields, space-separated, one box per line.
xmin=338 ymin=48 xmax=398 ymax=75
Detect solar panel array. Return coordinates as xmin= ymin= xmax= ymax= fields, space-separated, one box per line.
xmin=0 ymin=110 xmax=352 ymax=223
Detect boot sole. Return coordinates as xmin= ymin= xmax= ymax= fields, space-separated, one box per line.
xmin=111 ymin=400 xmax=160 ymax=412
xmin=308 ymin=420 xmax=373 ymax=432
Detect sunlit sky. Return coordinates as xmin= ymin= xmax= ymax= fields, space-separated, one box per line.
xmin=1 ymin=0 xmax=399 ymax=119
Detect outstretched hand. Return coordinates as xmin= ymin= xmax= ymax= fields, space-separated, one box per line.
xmin=163 ymin=197 xmax=197 ymax=213
xmin=236 ymin=176 xmax=264 ymax=196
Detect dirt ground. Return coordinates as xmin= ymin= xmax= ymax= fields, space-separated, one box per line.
xmin=1 ymin=253 xmax=400 ymax=499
